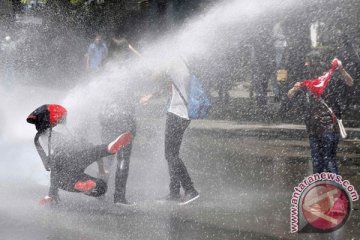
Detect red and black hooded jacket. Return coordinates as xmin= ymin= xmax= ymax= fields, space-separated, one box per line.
xmin=27 ymin=104 xmax=67 ymax=171
xmin=27 ymin=104 xmax=67 ymax=133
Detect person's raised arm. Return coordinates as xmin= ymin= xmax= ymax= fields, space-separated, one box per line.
xmin=140 ymin=72 xmax=167 ymax=105
xmin=338 ymin=64 xmax=354 ymax=87
xmin=85 ymin=44 xmax=93 ymax=70
xmin=103 ymin=42 xmax=109 ymax=59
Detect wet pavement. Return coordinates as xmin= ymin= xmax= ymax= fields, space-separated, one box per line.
xmin=0 ymin=118 xmax=359 ymax=240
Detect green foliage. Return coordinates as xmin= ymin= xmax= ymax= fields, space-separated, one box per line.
xmin=70 ymin=0 xmax=85 ymax=6
xmin=20 ymin=0 xmax=48 ymax=4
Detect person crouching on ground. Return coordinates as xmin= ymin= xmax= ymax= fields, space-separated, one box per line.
xmin=27 ymin=104 xmax=133 ymax=204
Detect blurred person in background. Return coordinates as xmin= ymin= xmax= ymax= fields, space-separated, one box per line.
xmin=272 ymin=21 xmax=288 ymax=101
xmin=98 ymin=37 xmax=138 ymax=206
xmin=85 ymin=33 xmax=108 ymax=72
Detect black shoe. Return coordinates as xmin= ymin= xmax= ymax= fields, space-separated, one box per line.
xmin=115 ymin=199 xmax=135 ymax=206
xmin=179 ymin=190 xmax=200 ymax=205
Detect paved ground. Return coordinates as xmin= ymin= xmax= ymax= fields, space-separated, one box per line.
xmin=0 ymin=117 xmax=359 ymax=240
xmin=1 ymin=84 xmax=359 ymax=239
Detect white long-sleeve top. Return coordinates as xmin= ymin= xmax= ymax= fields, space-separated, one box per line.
xmin=166 ymin=57 xmax=191 ymax=120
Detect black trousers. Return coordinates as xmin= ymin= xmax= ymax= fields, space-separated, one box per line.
xmin=113 ymin=142 xmax=133 ymax=202
xmin=52 ymin=144 xmax=109 ymax=197
xmin=100 ymin=114 xmax=136 ymax=202
xmin=165 ymin=112 xmax=194 ymax=195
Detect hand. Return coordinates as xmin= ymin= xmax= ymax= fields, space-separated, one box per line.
xmin=331 ymin=58 xmax=342 ymax=70
xmin=39 ymin=195 xmax=58 ymax=206
xmin=294 ymin=82 xmax=302 ymax=88
xmin=139 ymin=94 xmax=152 ymax=106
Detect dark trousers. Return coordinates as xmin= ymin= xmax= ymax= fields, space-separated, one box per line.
xmin=52 ymin=144 xmax=109 ymax=197
xmin=309 ymin=132 xmax=339 ymax=174
xmin=113 ymin=142 xmax=133 ymax=202
xmin=100 ymin=114 xmax=136 ymax=202
xmin=165 ymin=112 xmax=194 ymax=195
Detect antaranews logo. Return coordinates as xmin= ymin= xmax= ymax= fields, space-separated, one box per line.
xmin=290 ymin=173 xmax=359 ymax=233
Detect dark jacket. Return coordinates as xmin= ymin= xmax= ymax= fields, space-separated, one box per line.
xmin=34 ymin=130 xmax=91 ymax=198
xmin=304 ymin=71 xmax=349 ymax=135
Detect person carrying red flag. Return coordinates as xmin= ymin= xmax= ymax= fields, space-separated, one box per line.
xmin=288 ymin=52 xmax=353 ymax=174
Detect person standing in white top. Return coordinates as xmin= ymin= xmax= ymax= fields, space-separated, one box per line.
xmin=167 ymin=57 xmax=190 ymax=119
xmin=141 ymin=57 xmax=200 ymax=205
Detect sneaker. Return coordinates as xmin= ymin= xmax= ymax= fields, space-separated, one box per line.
xmin=115 ymin=199 xmax=136 ymax=206
xmin=107 ymin=132 xmax=133 ymax=154
xmin=179 ymin=190 xmax=199 ymax=205
xmin=74 ymin=180 xmax=96 ymax=192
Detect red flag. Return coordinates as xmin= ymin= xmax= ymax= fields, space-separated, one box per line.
xmin=301 ymin=59 xmax=341 ymax=97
